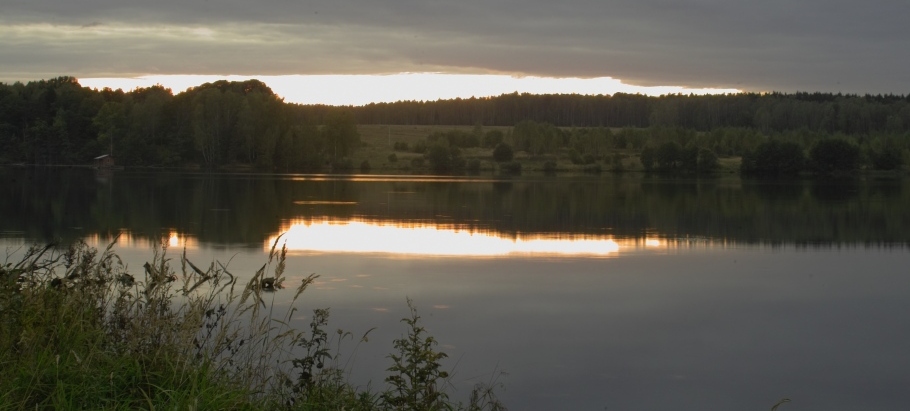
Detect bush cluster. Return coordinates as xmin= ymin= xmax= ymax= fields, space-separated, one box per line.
xmin=640 ymin=142 xmax=718 ymax=173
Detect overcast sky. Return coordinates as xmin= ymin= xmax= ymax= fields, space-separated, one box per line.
xmin=2 ymin=0 xmax=909 ymax=96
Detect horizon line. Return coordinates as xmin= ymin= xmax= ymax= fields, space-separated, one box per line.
xmin=77 ymin=73 xmax=742 ymax=106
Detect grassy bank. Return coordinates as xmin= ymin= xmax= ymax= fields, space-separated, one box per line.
xmin=0 ymin=239 xmax=505 ymax=410
xmin=353 ymin=124 xmax=743 ymax=174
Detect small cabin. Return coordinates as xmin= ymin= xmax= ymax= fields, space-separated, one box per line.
xmin=94 ymin=154 xmax=115 ymax=168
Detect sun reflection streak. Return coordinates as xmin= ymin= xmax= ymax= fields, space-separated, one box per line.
xmin=268 ymin=219 xmax=622 ymax=257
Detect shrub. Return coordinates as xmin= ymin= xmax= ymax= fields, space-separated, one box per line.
xmin=583 ymin=163 xmax=602 ymax=173
xmin=466 ymin=158 xmax=481 ymax=173
xmin=871 ymin=144 xmax=903 ymax=170
xmin=359 ymin=160 xmax=371 ymax=173
xmin=809 ymin=138 xmax=860 ymax=174
xmin=388 ymin=153 xmax=398 ymax=163
xmin=741 ymin=140 xmax=806 ymax=176
xmin=483 ymin=130 xmax=504 ymax=148
xmin=656 ymin=141 xmax=682 ymax=170
xmin=543 ymin=160 xmax=557 ymax=173
xmin=680 ymin=144 xmax=699 ymax=172
xmin=492 ymin=143 xmax=514 ymax=163
xmin=568 ymin=149 xmax=583 ymax=165
xmin=640 ymin=147 xmax=656 ymax=171
xmin=383 ymin=299 xmax=450 ymax=409
xmin=611 ymin=153 xmax=626 ymax=172
xmin=697 ymin=148 xmax=719 ymax=172
xmin=499 ymin=161 xmax=522 ymax=174
xmin=427 ymin=130 xmax=480 ymax=149
xmin=425 ymin=143 xmax=465 ymax=173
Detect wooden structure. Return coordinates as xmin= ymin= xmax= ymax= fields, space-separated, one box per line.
xmin=93 ymin=154 xmax=115 ymax=168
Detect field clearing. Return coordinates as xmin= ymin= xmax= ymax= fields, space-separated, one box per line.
xmin=353 ymin=125 xmax=510 ymax=172
xmin=352 ymin=124 xmax=743 ymax=174
xmin=356 ymin=124 xmax=511 ymax=147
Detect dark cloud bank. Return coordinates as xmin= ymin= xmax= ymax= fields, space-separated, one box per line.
xmin=1 ymin=0 xmax=909 ymax=94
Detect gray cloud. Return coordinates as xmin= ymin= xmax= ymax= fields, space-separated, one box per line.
xmin=1 ymin=0 xmax=908 ymax=93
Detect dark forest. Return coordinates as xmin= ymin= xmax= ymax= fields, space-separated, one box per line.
xmin=1 ymin=77 xmax=908 ymax=171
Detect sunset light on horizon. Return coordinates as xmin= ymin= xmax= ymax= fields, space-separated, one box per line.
xmin=79 ymin=73 xmax=742 ymax=106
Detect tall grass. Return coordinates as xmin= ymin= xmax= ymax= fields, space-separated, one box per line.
xmin=0 ymin=238 xmax=505 ymax=410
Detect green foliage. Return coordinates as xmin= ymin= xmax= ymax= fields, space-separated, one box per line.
xmin=425 ymin=142 xmax=466 ymax=173
xmin=610 ymin=153 xmax=626 ymax=172
xmin=383 ymin=299 xmax=451 ymax=410
xmin=360 ymin=160 xmax=372 ymax=173
xmin=0 ymin=239 xmax=282 ymax=409
xmin=809 ymin=138 xmax=861 ymax=174
xmin=394 ymin=141 xmax=409 ymax=151
xmin=583 ymin=163 xmax=602 ymax=173
xmin=348 ymin=90 xmax=910 ymax=137
xmin=6 ymin=76 xmax=909 ymax=177
xmin=568 ymin=148 xmax=583 ymax=165
xmin=640 ymin=147 xmax=656 ymax=171
xmin=466 ymin=158 xmax=481 ymax=173
xmin=0 ymin=240 xmax=505 ymax=411
xmin=511 ymin=120 xmax=563 ymax=155
xmin=492 ymin=143 xmax=514 ymax=162
xmin=482 ymin=130 xmax=504 ymax=148
xmin=655 ymin=141 xmax=682 ymax=170
xmin=741 ymin=140 xmax=806 ymax=176
xmin=427 ymin=130 xmax=480 ymax=149
xmin=413 ymin=140 xmax=428 ymax=154
xmin=499 ymin=161 xmax=522 ymax=174
xmin=869 ymin=137 xmax=904 ymax=170
xmin=697 ymin=148 xmax=719 ymax=172
xmin=679 ymin=144 xmax=699 ymax=172
xmin=323 ymin=110 xmax=361 ymax=163
xmin=640 ymin=141 xmax=717 ymax=173
xmin=388 ymin=153 xmax=398 ymax=163
xmin=543 ymin=160 xmax=558 ymax=173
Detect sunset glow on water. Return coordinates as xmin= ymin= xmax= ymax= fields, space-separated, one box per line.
xmin=263 ymin=219 xmax=673 ymax=257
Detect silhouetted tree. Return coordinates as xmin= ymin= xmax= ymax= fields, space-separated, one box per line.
xmin=492 ymin=143 xmax=514 ymax=162
xmin=741 ymin=140 xmax=806 ymax=176
xmin=809 ymin=138 xmax=861 ymax=174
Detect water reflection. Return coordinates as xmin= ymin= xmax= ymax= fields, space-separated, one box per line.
xmin=4 ymin=169 xmax=910 ymax=410
xmin=265 ymin=219 xmax=675 ymax=257
xmin=84 ymin=230 xmax=198 ymax=250
xmin=4 ymin=168 xmax=910 ymax=247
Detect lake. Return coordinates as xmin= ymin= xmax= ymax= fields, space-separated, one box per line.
xmin=2 ymin=167 xmax=910 ymax=411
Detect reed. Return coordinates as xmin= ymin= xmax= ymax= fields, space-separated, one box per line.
xmin=0 ymin=238 xmax=505 ymax=410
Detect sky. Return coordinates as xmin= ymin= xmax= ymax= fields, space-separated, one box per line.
xmin=2 ymin=0 xmax=908 ymax=105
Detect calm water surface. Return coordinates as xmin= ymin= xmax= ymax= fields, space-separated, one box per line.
xmin=2 ymin=168 xmax=910 ymax=411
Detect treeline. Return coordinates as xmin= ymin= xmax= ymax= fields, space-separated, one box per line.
xmin=0 ymin=77 xmax=358 ymax=169
xmin=342 ymin=92 xmax=910 ymax=134
xmin=3 ymin=77 xmax=910 ymax=172
xmin=331 ymin=90 xmax=910 ymax=174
